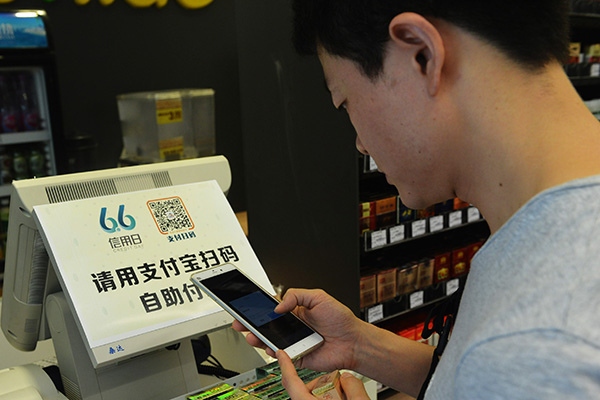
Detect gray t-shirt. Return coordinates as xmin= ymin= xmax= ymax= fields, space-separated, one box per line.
xmin=426 ymin=176 xmax=600 ymax=399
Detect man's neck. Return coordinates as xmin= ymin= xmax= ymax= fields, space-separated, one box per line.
xmin=454 ymin=62 xmax=600 ymax=234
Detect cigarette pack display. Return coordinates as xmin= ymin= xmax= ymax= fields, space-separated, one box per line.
xmin=375 ymin=196 xmax=397 ymax=229
xmin=452 ymin=247 xmax=468 ymax=277
xmin=359 ymin=274 xmax=377 ymax=309
xmin=397 ymin=201 xmax=416 ymax=223
xmin=359 ymin=201 xmax=376 ymax=234
xmin=397 ymin=264 xmax=419 ymax=295
xmin=416 ymin=259 xmax=434 ymax=289
xmin=434 ymin=199 xmax=454 ymax=214
xmin=416 ymin=206 xmax=435 ymax=220
xmin=359 ymin=201 xmax=376 ymax=218
xmin=377 ymin=268 xmax=398 ymax=303
xmin=433 ymin=252 xmax=452 ymax=283
xmin=467 ymin=241 xmax=485 ymax=263
xmin=453 ymin=198 xmax=470 ymax=210
xmin=359 ymin=215 xmax=376 ymax=234
xmin=375 ymin=196 xmax=396 ymax=215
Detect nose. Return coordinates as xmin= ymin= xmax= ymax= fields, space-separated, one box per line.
xmin=356 ymin=136 xmax=369 ymax=155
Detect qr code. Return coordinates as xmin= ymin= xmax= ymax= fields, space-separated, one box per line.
xmin=147 ymin=197 xmax=194 ymax=234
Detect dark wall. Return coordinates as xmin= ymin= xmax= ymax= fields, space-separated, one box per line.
xmin=236 ymin=0 xmax=362 ymax=309
xmin=5 ymin=0 xmax=246 ymax=211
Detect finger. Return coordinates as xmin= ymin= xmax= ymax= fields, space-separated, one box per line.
xmin=305 ymin=375 xmax=322 ymax=392
xmin=231 ymin=320 xmax=246 ymax=332
xmin=275 ymin=288 xmax=324 ymax=314
xmin=244 ymin=334 xmax=277 ymax=357
xmin=243 ymin=332 xmax=268 ymax=349
xmin=277 ymin=350 xmax=312 ymax=399
xmin=274 ymin=290 xmax=299 ymax=314
xmin=339 ymin=373 xmax=369 ymax=400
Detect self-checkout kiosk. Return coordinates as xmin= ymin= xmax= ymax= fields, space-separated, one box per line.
xmin=1 ymin=156 xmax=271 ymax=399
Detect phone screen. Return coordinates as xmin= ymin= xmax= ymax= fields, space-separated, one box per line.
xmin=200 ymin=269 xmax=315 ymax=349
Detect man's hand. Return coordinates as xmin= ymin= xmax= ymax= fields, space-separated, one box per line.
xmin=277 ymin=350 xmax=370 ymax=400
xmin=232 ymin=288 xmax=366 ymax=372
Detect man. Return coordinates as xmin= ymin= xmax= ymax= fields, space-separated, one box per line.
xmin=235 ymin=1 xmax=600 ymax=398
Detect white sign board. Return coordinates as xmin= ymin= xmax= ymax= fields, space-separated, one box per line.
xmin=33 ymin=181 xmax=271 ymax=368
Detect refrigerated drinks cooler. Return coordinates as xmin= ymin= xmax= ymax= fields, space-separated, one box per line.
xmin=0 ymin=11 xmax=64 ymax=190
xmin=0 ymin=10 xmax=65 ymax=280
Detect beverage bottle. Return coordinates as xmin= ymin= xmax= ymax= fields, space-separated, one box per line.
xmin=0 ymin=74 xmax=22 ymax=133
xmin=13 ymin=149 xmax=29 ymax=180
xmin=29 ymin=148 xmax=46 ymax=177
xmin=17 ymin=73 xmax=40 ymax=131
xmin=0 ymin=147 xmax=13 ymax=184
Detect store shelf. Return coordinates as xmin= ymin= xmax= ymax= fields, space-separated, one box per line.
xmin=0 ymin=130 xmax=51 ymax=146
xmin=361 ymin=277 xmax=466 ymax=324
xmin=570 ymin=12 xmax=600 ymax=29
xmin=363 ymin=207 xmax=483 ymax=252
xmin=570 ymin=76 xmax=600 ymax=87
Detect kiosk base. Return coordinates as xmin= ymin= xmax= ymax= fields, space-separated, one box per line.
xmin=46 ymin=292 xmax=201 ymax=400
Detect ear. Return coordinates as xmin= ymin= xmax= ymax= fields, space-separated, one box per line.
xmin=388 ymin=12 xmax=445 ymax=96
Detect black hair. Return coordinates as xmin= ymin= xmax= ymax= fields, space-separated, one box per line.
xmin=292 ymin=0 xmax=571 ymax=78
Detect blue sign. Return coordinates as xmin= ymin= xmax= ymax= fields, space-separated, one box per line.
xmin=0 ymin=12 xmax=48 ymax=49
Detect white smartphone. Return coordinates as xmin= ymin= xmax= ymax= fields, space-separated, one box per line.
xmin=190 ymin=263 xmax=324 ymax=360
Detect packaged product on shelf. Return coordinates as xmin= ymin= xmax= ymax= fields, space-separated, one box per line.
xmin=375 ymin=196 xmax=397 ymax=229
xmin=397 ymin=263 xmax=418 ymax=295
xmin=453 ymin=198 xmax=470 ymax=210
xmin=416 ymin=259 xmax=434 ymax=289
xmin=433 ymin=252 xmax=452 ymax=283
xmin=434 ymin=199 xmax=454 ymax=214
xmin=376 ymin=268 xmax=397 ymax=303
xmin=416 ymin=206 xmax=435 ymax=220
xmin=568 ymin=42 xmax=582 ymax=65
xmin=359 ymin=201 xmax=376 ymax=234
xmin=397 ymin=199 xmax=415 ymax=223
xmin=452 ymin=247 xmax=469 ymax=277
xmin=359 ymin=274 xmax=377 ymax=309
xmin=467 ymin=241 xmax=485 ymax=264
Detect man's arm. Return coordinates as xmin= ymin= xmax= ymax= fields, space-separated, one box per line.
xmin=352 ymin=320 xmax=434 ymax=397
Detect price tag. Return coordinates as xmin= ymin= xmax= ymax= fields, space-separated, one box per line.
xmin=449 ymin=211 xmax=463 ymax=228
xmin=446 ymin=279 xmax=460 ymax=295
xmin=158 ymin=137 xmax=184 ymax=161
xmin=467 ymin=207 xmax=480 ymax=223
xmin=409 ymin=291 xmax=424 ymax=309
xmin=411 ymin=219 xmax=427 ymax=237
xmin=156 ymin=97 xmax=183 ymax=125
xmin=429 ymin=215 xmax=444 ymax=232
xmin=370 ymin=230 xmax=387 ymax=249
xmin=369 ymin=156 xmax=379 ymax=172
xmin=366 ymin=304 xmax=384 ymax=323
xmin=592 ymin=63 xmax=600 ymax=77
xmin=389 ymin=225 xmax=405 ymax=244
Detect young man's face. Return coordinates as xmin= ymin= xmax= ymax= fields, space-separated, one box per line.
xmin=319 ymin=48 xmax=455 ymax=209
